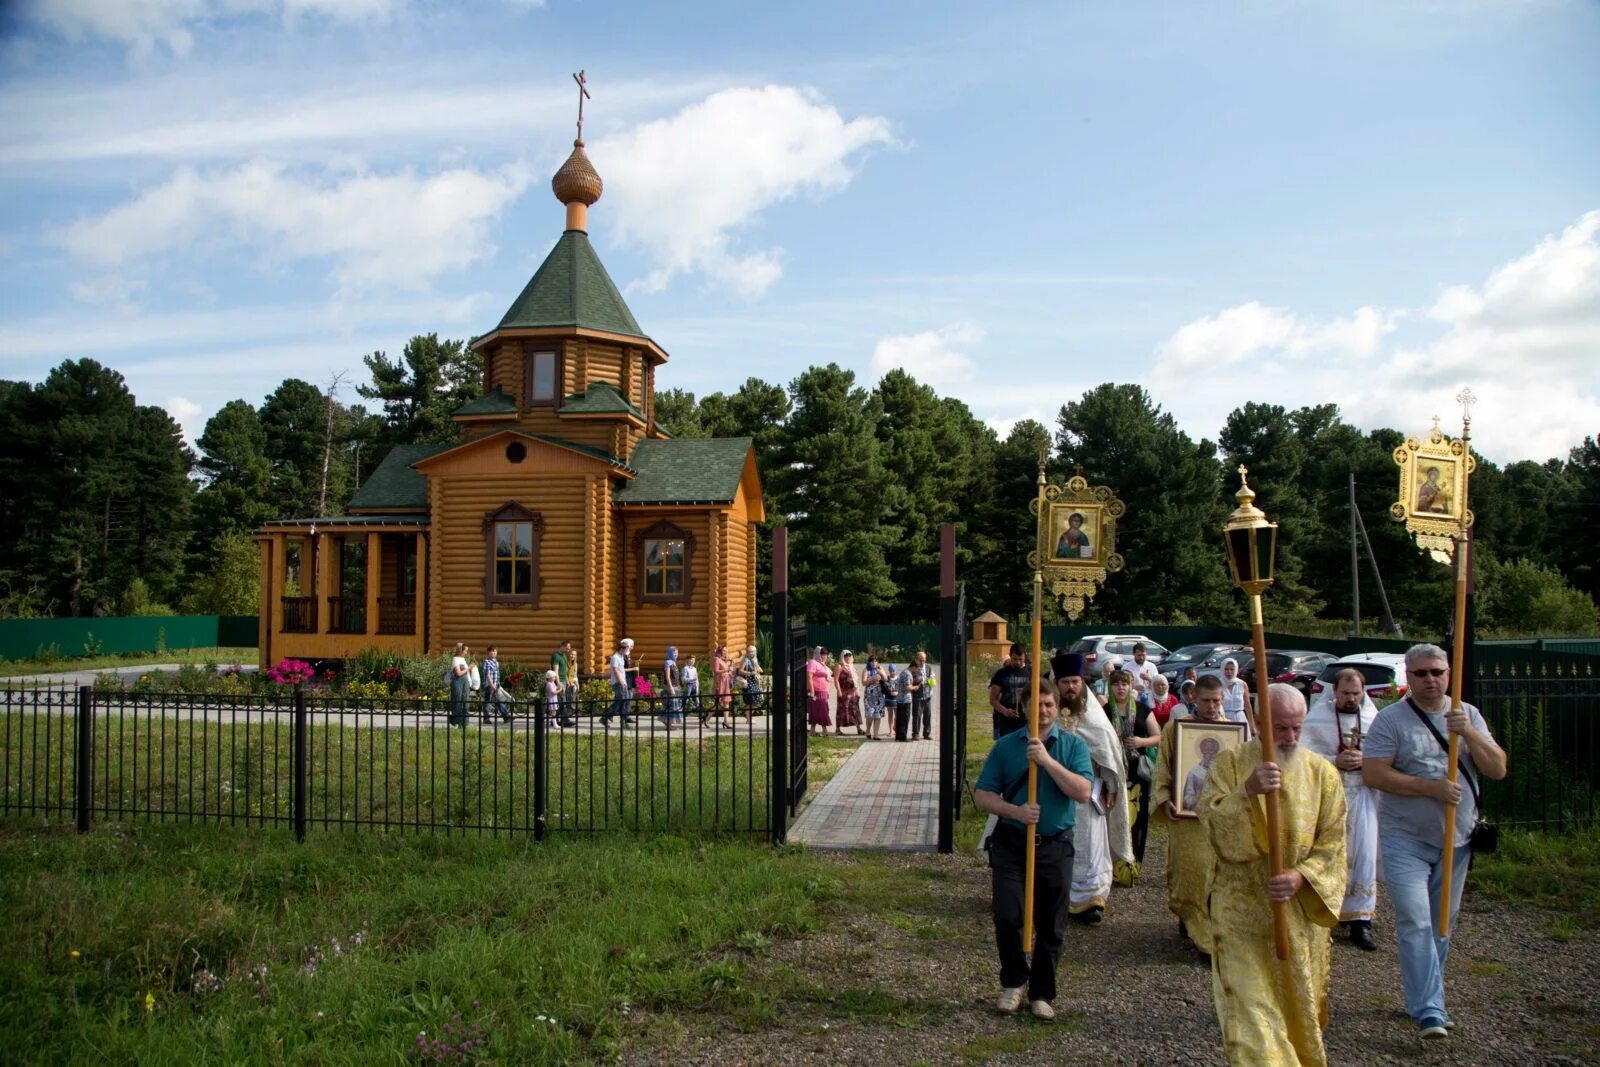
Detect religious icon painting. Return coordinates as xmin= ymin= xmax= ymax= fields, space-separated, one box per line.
xmin=1172 ymin=720 xmax=1248 ymax=818
xmin=1031 ymin=475 xmax=1126 ymax=620
xmin=1051 ymin=504 xmax=1102 ymax=563
xmin=1392 ymin=418 xmax=1476 ymax=564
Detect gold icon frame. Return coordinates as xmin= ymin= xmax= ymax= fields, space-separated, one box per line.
xmin=1391 ymin=422 xmax=1475 ymax=564
xmin=1029 ymin=475 xmax=1126 ymax=620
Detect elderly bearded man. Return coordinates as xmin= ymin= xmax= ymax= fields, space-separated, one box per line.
xmin=1197 ymin=684 xmax=1347 ymax=1067
xmin=1051 ymin=652 xmax=1134 ymax=925
xmin=974 ymin=686 xmax=1094 ymax=1020
xmin=1303 ymin=667 xmax=1381 ymax=950
xmin=1152 ymin=673 xmax=1229 ymax=954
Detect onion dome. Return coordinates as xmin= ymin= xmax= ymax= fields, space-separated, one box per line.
xmin=552 ymin=139 xmax=603 ymax=232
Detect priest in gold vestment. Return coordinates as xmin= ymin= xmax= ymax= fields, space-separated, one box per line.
xmin=1151 ymin=673 xmax=1230 ymax=954
xmin=1197 ymin=683 xmax=1347 ymax=1067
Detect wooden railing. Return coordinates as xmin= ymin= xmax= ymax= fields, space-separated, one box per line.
xmin=281 ymin=596 xmax=317 ymax=634
xmin=377 ymin=597 xmax=417 ymax=635
xmin=326 ymin=596 xmax=366 ymax=635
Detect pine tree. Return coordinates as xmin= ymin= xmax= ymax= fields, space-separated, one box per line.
xmin=358 ymin=334 xmax=479 ymax=450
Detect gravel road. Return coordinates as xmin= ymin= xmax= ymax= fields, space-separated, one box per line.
xmin=629 ymin=830 xmax=1599 ymax=1065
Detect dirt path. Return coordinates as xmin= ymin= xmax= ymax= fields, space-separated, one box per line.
xmin=629 ymin=829 xmax=1600 ymax=1065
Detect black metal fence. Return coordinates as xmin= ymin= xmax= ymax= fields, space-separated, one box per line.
xmin=0 ymin=685 xmax=778 ymax=841
xmin=1475 ymin=659 xmax=1599 ymax=832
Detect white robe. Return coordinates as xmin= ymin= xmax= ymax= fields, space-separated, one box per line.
xmin=1303 ymin=692 xmax=1381 ymax=922
xmin=1066 ymin=691 xmax=1134 ymax=913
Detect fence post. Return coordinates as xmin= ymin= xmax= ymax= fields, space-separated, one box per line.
xmin=534 ymin=697 xmax=548 ymax=841
xmin=292 ymin=687 xmax=308 ymax=843
xmin=770 ymin=527 xmax=790 ymax=845
xmin=75 ymin=685 xmax=93 ymax=833
xmin=937 ymin=525 xmax=956 ymax=854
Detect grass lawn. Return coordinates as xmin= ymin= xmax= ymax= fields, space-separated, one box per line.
xmin=1467 ymin=828 xmax=1600 ymax=928
xmin=0 ymin=824 xmax=839 ymax=1063
xmin=0 ymin=648 xmax=258 ymax=678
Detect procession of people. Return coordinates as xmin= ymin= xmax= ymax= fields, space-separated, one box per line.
xmin=975 ymin=641 xmax=1508 ymax=1064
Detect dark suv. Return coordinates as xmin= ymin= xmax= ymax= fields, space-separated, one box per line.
xmin=1240 ymin=650 xmax=1336 ymax=697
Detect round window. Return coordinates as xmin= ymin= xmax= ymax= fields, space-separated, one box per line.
xmin=505 ymin=441 xmax=527 ymax=463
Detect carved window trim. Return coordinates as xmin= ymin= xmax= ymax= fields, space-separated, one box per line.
xmin=482 ymin=501 xmax=544 ymax=607
xmin=634 ymin=519 xmax=695 ymax=607
xmin=522 ymin=350 xmax=562 ymax=409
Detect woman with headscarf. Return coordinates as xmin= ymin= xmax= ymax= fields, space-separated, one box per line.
xmin=739 ymin=644 xmax=763 ymax=718
xmin=712 ymin=644 xmax=733 ymax=728
xmin=806 ymin=646 xmax=833 ymax=735
xmin=1218 ymin=658 xmax=1250 ymax=725
xmin=861 ymin=656 xmax=887 ymax=740
xmin=1150 ymin=675 xmax=1180 ymax=727
xmin=662 ymin=645 xmax=683 ymax=727
xmin=834 ymin=649 xmax=863 ymax=735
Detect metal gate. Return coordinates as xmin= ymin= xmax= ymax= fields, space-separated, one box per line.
xmin=786 ymin=618 xmax=809 ymax=815
xmin=938 ymin=582 xmax=968 ymax=852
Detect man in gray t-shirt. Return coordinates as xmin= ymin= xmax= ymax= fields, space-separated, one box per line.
xmin=1362 ymin=644 xmax=1507 ymax=1041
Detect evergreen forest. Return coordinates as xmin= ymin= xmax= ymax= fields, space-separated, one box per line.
xmin=3 ymin=337 xmax=1596 ymax=638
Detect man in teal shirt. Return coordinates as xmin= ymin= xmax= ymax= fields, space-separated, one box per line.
xmin=975 ymin=683 xmax=1094 ymax=1020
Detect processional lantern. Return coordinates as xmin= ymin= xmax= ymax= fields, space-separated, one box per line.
xmin=1222 ymin=465 xmax=1277 ymax=596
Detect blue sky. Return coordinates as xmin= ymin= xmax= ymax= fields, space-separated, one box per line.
xmin=2 ymin=0 xmax=1597 ymax=463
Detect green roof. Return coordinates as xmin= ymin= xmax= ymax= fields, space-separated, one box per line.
xmin=561 ymin=381 xmax=644 ymax=419
xmin=452 ymin=387 xmax=518 ymax=417
xmin=497 ymin=230 xmax=646 ymax=339
xmin=615 ymin=437 xmax=754 ymax=505
xmin=346 ymin=443 xmax=451 ymax=511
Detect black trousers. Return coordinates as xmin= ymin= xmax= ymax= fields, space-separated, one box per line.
xmin=1130 ymin=777 xmax=1151 ymax=863
xmin=989 ymin=826 xmax=1075 ymax=1002
xmin=894 ymin=703 xmax=911 ymax=741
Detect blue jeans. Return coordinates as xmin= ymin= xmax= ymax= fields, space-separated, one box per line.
xmin=606 ymin=682 xmax=632 ymax=723
xmin=1381 ymin=832 xmax=1471 ymax=1023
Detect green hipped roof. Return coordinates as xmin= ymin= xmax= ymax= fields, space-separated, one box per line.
xmin=452 ymin=387 xmax=518 ymax=417
xmin=346 ymin=443 xmax=451 ymax=510
xmin=497 ymin=230 xmax=647 ymax=338
xmin=561 ymin=380 xmax=644 ymax=419
xmin=615 ymin=437 xmax=754 ymax=505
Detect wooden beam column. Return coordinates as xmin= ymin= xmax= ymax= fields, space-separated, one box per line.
xmin=258 ymin=536 xmax=275 ymax=669
xmin=366 ymin=532 xmax=382 ymax=637
xmin=416 ymin=532 xmax=430 ymax=650
xmin=317 ymin=532 xmax=338 ymax=634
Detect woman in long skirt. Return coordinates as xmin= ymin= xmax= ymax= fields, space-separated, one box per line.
xmin=448 ymin=642 xmax=470 ymax=726
xmin=712 ymin=644 xmax=732 ymax=727
xmin=806 ymin=646 xmax=833 ymax=735
xmin=835 ymin=649 xmax=863 ymax=735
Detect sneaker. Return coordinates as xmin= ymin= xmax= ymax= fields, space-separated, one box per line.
xmin=1029 ymin=1000 xmax=1056 ymax=1020
xmin=996 ymin=987 xmax=1025 ymax=1014
xmin=1420 ymin=1016 xmax=1448 ymax=1039
xmin=1443 ymin=1015 xmax=1456 ymax=1031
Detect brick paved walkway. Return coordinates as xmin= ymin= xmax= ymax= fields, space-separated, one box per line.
xmin=788 ymin=717 xmax=941 ymax=851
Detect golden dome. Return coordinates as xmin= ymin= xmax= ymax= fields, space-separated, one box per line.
xmin=552 ymin=139 xmax=603 ymax=207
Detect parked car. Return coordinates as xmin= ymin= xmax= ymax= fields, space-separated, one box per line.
xmin=1240 ymin=650 xmax=1337 ymax=697
xmin=1065 ymin=635 xmax=1171 ymax=674
xmin=1308 ymin=654 xmax=1410 ymax=702
xmin=1159 ymin=643 xmax=1249 ymax=684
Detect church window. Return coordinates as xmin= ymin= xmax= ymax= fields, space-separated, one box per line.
xmin=634 ymin=519 xmax=695 ymax=606
xmin=482 ymin=502 xmax=544 ymax=607
xmin=524 ymin=351 xmax=559 ymax=407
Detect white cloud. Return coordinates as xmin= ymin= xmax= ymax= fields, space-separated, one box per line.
xmin=869 ymin=322 xmax=984 ymax=392
xmin=59 ymin=160 xmax=530 ymax=292
xmin=165 ymin=395 xmax=203 ymax=445
xmin=1150 ymin=210 xmax=1600 ymax=463
xmin=593 ymin=86 xmax=893 ymax=298
xmin=68 ymin=273 xmax=146 ymax=312
xmin=21 ymin=0 xmax=399 ymax=57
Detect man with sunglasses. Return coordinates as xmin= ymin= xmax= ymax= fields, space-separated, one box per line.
xmin=1363 ymin=644 xmax=1507 ymax=1041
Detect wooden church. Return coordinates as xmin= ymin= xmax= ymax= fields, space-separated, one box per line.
xmin=256 ymin=128 xmax=765 ymax=674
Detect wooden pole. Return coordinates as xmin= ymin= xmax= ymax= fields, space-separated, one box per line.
xmin=1439 ymin=392 xmax=1475 ymax=938
xmin=1023 ymin=565 xmax=1042 ymax=954
xmin=1251 ymin=592 xmax=1290 ymax=961
xmin=1439 ymin=531 xmax=1470 ymax=937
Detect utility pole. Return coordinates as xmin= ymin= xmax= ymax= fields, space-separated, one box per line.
xmin=317 ymin=372 xmax=347 ymax=518
xmin=1351 ymin=479 xmax=1402 ymax=637
xmin=1349 ymin=471 xmax=1361 ymax=638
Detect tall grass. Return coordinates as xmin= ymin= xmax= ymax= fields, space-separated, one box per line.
xmin=0 ymin=825 xmax=832 ymax=1063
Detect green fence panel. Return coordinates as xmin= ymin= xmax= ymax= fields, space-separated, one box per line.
xmin=0 ymin=615 xmax=241 ymax=660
